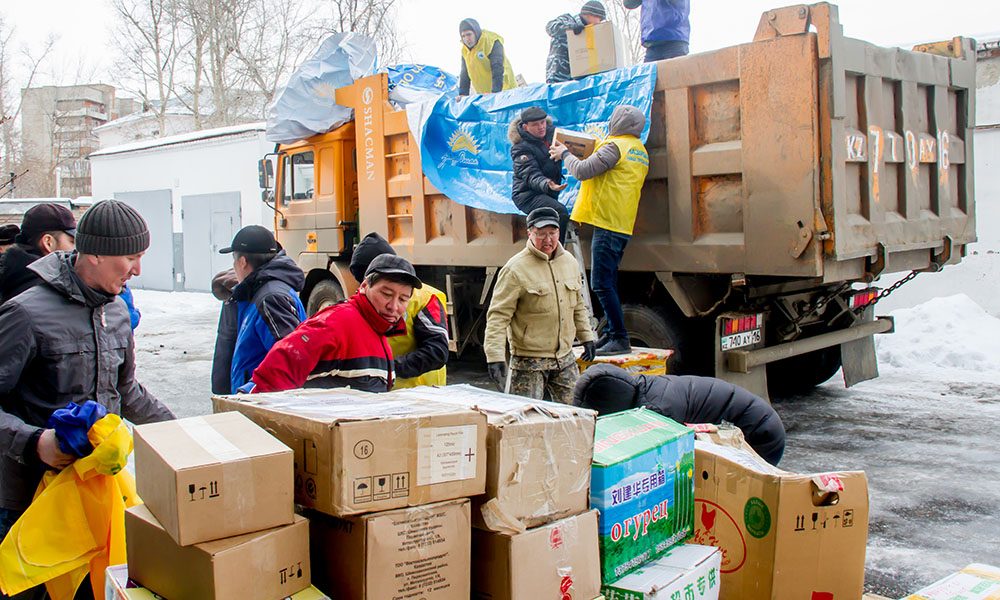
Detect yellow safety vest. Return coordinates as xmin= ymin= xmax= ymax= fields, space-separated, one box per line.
xmin=571 ymin=135 xmax=649 ymax=235
xmin=461 ymin=30 xmax=517 ymax=94
xmin=390 ymin=284 xmax=448 ymax=388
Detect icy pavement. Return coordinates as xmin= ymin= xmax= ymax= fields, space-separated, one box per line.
xmin=130 ymin=287 xmax=1000 ymax=595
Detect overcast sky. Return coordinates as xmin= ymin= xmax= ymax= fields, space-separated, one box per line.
xmin=2 ymin=0 xmax=996 ymax=92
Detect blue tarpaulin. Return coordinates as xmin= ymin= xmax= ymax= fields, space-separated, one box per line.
xmin=415 ymin=64 xmax=657 ymax=214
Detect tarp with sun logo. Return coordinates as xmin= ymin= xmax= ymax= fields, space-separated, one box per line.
xmin=415 ymin=64 xmax=657 ymax=214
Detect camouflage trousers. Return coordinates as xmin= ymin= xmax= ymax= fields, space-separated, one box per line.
xmin=507 ymin=353 xmax=579 ymax=404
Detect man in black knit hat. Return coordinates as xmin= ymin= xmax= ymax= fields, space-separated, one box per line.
xmin=545 ymin=1 xmax=608 ymax=83
xmin=0 ymin=199 xmax=175 ymax=586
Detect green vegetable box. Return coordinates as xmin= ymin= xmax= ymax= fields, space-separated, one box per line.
xmin=591 ymin=408 xmax=695 ymax=583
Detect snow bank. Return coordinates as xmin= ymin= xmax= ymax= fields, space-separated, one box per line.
xmin=877 ymin=293 xmax=1000 ymax=375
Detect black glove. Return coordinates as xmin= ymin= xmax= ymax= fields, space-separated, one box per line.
xmin=581 ymin=340 xmax=597 ymax=362
xmin=572 ymin=24 xmax=585 ymax=35
xmin=487 ymin=362 xmax=507 ymax=391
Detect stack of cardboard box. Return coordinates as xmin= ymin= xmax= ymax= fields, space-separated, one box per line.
xmin=212 ymin=388 xmax=489 ymax=599
xmin=123 ymin=411 xmax=314 ymax=599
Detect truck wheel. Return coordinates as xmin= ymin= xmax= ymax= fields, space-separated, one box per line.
xmin=306 ymin=279 xmax=345 ymax=316
xmin=766 ymin=346 xmax=842 ymax=397
xmin=599 ymin=304 xmax=690 ymax=373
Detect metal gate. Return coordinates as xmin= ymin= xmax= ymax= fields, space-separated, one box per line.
xmin=114 ymin=190 xmax=175 ymax=291
xmin=181 ymin=192 xmax=242 ymax=292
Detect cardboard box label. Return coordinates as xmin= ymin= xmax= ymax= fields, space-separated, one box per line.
xmin=601 ymin=544 xmax=721 ymax=600
xmin=417 ymin=424 xmax=478 ymax=485
xmin=903 ymin=564 xmax=1000 ymax=600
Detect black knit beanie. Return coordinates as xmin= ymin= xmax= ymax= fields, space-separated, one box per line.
xmin=349 ymin=232 xmax=396 ymax=283
xmin=580 ymin=1 xmax=607 ymax=20
xmin=75 ymin=200 xmax=151 ymax=256
xmin=573 ymin=364 xmax=640 ymax=415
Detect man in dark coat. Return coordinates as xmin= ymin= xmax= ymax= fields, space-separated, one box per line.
xmin=510 ymin=106 xmax=570 ymax=243
xmin=0 ymin=224 xmax=18 ymax=253
xmin=0 ymin=200 xmax=175 ymax=572
xmin=573 ymin=364 xmax=785 ymax=465
xmin=211 ymin=226 xmax=306 ymax=394
xmin=0 ymin=203 xmax=77 ymax=303
xmin=545 ymin=1 xmax=607 ymax=83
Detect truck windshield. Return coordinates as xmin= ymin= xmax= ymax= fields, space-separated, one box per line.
xmin=282 ymin=151 xmax=315 ymax=202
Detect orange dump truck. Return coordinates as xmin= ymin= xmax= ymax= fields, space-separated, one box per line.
xmin=257 ymin=3 xmax=976 ymax=398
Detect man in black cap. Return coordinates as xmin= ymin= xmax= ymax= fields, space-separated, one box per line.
xmin=211 ymin=225 xmax=306 ymax=394
xmin=510 ymin=106 xmax=570 ymax=243
xmin=0 ymin=202 xmax=77 ymax=303
xmin=248 ymin=253 xmax=423 ymax=393
xmin=0 ymin=224 xmax=18 ymax=254
xmin=546 ymin=1 xmax=608 ymax=83
xmin=484 ymin=207 xmax=596 ymax=403
xmin=0 ymin=199 xmax=175 ymax=575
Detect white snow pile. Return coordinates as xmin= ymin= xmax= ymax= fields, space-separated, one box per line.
xmin=877 ymin=293 xmax=1000 ymax=374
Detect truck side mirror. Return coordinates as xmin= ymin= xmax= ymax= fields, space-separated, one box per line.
xmin=258 ymin=158 xmax=274 ymax=190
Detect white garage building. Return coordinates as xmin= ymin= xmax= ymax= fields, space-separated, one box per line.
xmin=90 ymin=123 xmax=275 ymax=291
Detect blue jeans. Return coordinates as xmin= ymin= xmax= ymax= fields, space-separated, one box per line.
xmin=591 ymin=227 xmax=631 ymax=340
xmin=644 ymin=41 xmax=689 ymax=62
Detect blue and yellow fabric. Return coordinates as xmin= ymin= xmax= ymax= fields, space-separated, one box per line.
xmin=0 ymin=404 xmax=139 ymax=600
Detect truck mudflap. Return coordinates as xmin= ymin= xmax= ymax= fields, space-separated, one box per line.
xmin=715 ymin=313 xmax=894 ymax=399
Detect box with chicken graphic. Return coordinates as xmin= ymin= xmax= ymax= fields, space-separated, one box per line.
xmin=591 ymin=409 xmax=695 ymax=583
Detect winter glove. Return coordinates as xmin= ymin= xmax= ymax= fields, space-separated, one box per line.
xmin=572 ymin=23 xmax=585 ymax=35
xmin=581 ymin=341 xmax=597 ymax=362
xmin=487 ymin=361 xmax=508 ymax=391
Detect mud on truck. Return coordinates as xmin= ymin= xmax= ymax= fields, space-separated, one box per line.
xmin=257 ymin=3 xmax=977 ymax=399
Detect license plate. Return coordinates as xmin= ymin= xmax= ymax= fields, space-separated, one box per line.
xmin=721 ymin=329 xmax=762 ymax=351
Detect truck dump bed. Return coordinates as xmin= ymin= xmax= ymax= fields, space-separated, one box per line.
xmin=326 ymin=2 xmax=974 ymax=283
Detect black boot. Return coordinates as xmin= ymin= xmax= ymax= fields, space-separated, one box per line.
xmin=597 ymin=337 xmax=631 ymax=356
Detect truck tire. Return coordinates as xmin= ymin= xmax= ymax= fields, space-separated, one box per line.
xmin=599 ymin=304 xmax=691 ymax=373
xmin=766 ymin=345 xmax=842 ymax=397
xmin=306 ymin=279 xmax=345 ymax=316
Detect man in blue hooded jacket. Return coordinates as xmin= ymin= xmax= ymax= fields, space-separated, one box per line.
xmin=211 ymin=226 xmax=306 ymax=394
xmin=624 ymin=0 xmax=691 ymax=62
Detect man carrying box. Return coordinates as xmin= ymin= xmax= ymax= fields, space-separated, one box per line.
xmin=247 ymin=254 xmax=422 ymax=393
xmin=545 ymin=1 xmax=607 ymax=83
xmin=484 ymin=207 xmax=596 ymax=403
xmin=510 ymin=106 xmax=570 ymax=244
xmin=550 ymin=104 xmax=649 ymax=356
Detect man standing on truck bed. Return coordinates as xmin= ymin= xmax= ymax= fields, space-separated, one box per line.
xmin=246 ymin=254 xmax=423 ymax=394
xmin=211 ymin=225 xmax=307 ymax=395
xmin=458 ymin=18 xmax=517 ymax=96
xmin=349 ymin=232 xmax=449 ymax=388
xmin=550 ymin=105 xmax=649 ymax=356
xmin=545 ymin=1 xmax=608 ymax=83
xmin=624 ymin=0 xmax=691 ymax=62
xmin=510 ymin=106 xmax=570 ymax=243
xmin=484 ymin=207 xmax=596 ymax=403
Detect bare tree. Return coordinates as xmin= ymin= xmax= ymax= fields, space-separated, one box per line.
xmin=325 ymin=0 xmax=404 ymax=65
xmin=607 ymin=1 xmax=644 ymax=65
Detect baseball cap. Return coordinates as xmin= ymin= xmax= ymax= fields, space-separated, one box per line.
xmin=527 ymin=206 xmax=561 ymax=229
xmin=219 ymin=225 xmax=278 ymax=254
xmin=365 ymin=253 xmax=422 ymax=289
xmin=16 ymin=203 xmax=77 ymax=243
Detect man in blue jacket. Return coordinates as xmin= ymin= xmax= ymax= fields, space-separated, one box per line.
xmin=211 ymin=226 xmax=306 ymax=394
xmin=624 ymin=0 xmax=691 ymax=62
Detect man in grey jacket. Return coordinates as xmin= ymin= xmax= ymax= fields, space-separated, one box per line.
xmin=0 ymin=200 xmax=175 ymax=558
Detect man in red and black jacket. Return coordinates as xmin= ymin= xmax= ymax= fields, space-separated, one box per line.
xmin=247 ymin=254 xmax=422 ymax=393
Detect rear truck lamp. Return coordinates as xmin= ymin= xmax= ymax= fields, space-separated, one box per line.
xmin=850 ymin=288 xmax=879 ymax=309
xmin=720 ymin=313 xmax=764 ymax=351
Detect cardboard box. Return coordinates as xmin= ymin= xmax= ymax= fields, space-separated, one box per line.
xmin=693 ymin=438 xmax=869 ymax=599
xmin=592 ymin=409 xmax=695 ymax=583
xmin=574 ymin=346 xmax=675 ymax=376
xmin=134 ymin=411 xmax=294 ymax=546
xmin=554 ymin=128 xmax=598 ymax=159
xmin=472 ymin=510 xmax=601 ymax=599
xmin=903 ymin=563 xmax=1000 ymax=599
xmin=105 ymin=564 xmax=330 ymax=600
xmin=309 ymin=498 xmax=470 ymax=600
xmin=125 ymin=504 xmax=311 ymax=600
xmin=568 ymin=21 xmax=626 ymax=78
xmin=390 ymin=385 xmax=595 ymax=532
xmin=601 ymin=544 xmax=722 ymax=600
xmin=212 ymin=389 xmax=487 ymax=517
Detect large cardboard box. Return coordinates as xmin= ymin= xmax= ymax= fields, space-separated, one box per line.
xmin=125 ymin=504 xmax=311 ymax=600
xmin=592 ymin=409 xmax=695 ymax=583
xmin=391 ymin=385 xmax=595 ymax=532
xmin=212 ymin=389 xmax=487 ymax=516
xmin=133 ymin=411 xmax=294 ymax=545
xmin=309 ymin=498 xmax=470 ymax=600
xmin=471 ymin=510 xmax=601 ymax=599
xmin=903 ymin=563 xmax=1000 ymax=599
xmin=105 ymin=564 xmax=330 ymax=600
xmin=554 ymin=128 xmax=597 ymax=159
xmin=693 ymin=438 xmax=869 ymax=599
xmin=568 ymin=20 xmax=626 ymax=78
xmin=601 ymin=544 xmax=722 ymax=600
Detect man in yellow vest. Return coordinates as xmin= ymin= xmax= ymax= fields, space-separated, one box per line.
xmin=349 ymin=232 xmax=449 ymax=387
xmin=458 ymin=18 xmax=517 ymax=96
xmin=549 ymin=105 xmax=649 ymax=356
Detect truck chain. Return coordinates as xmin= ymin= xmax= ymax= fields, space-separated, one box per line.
xmin=853 ymin=270 xmax=920 ymax=315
